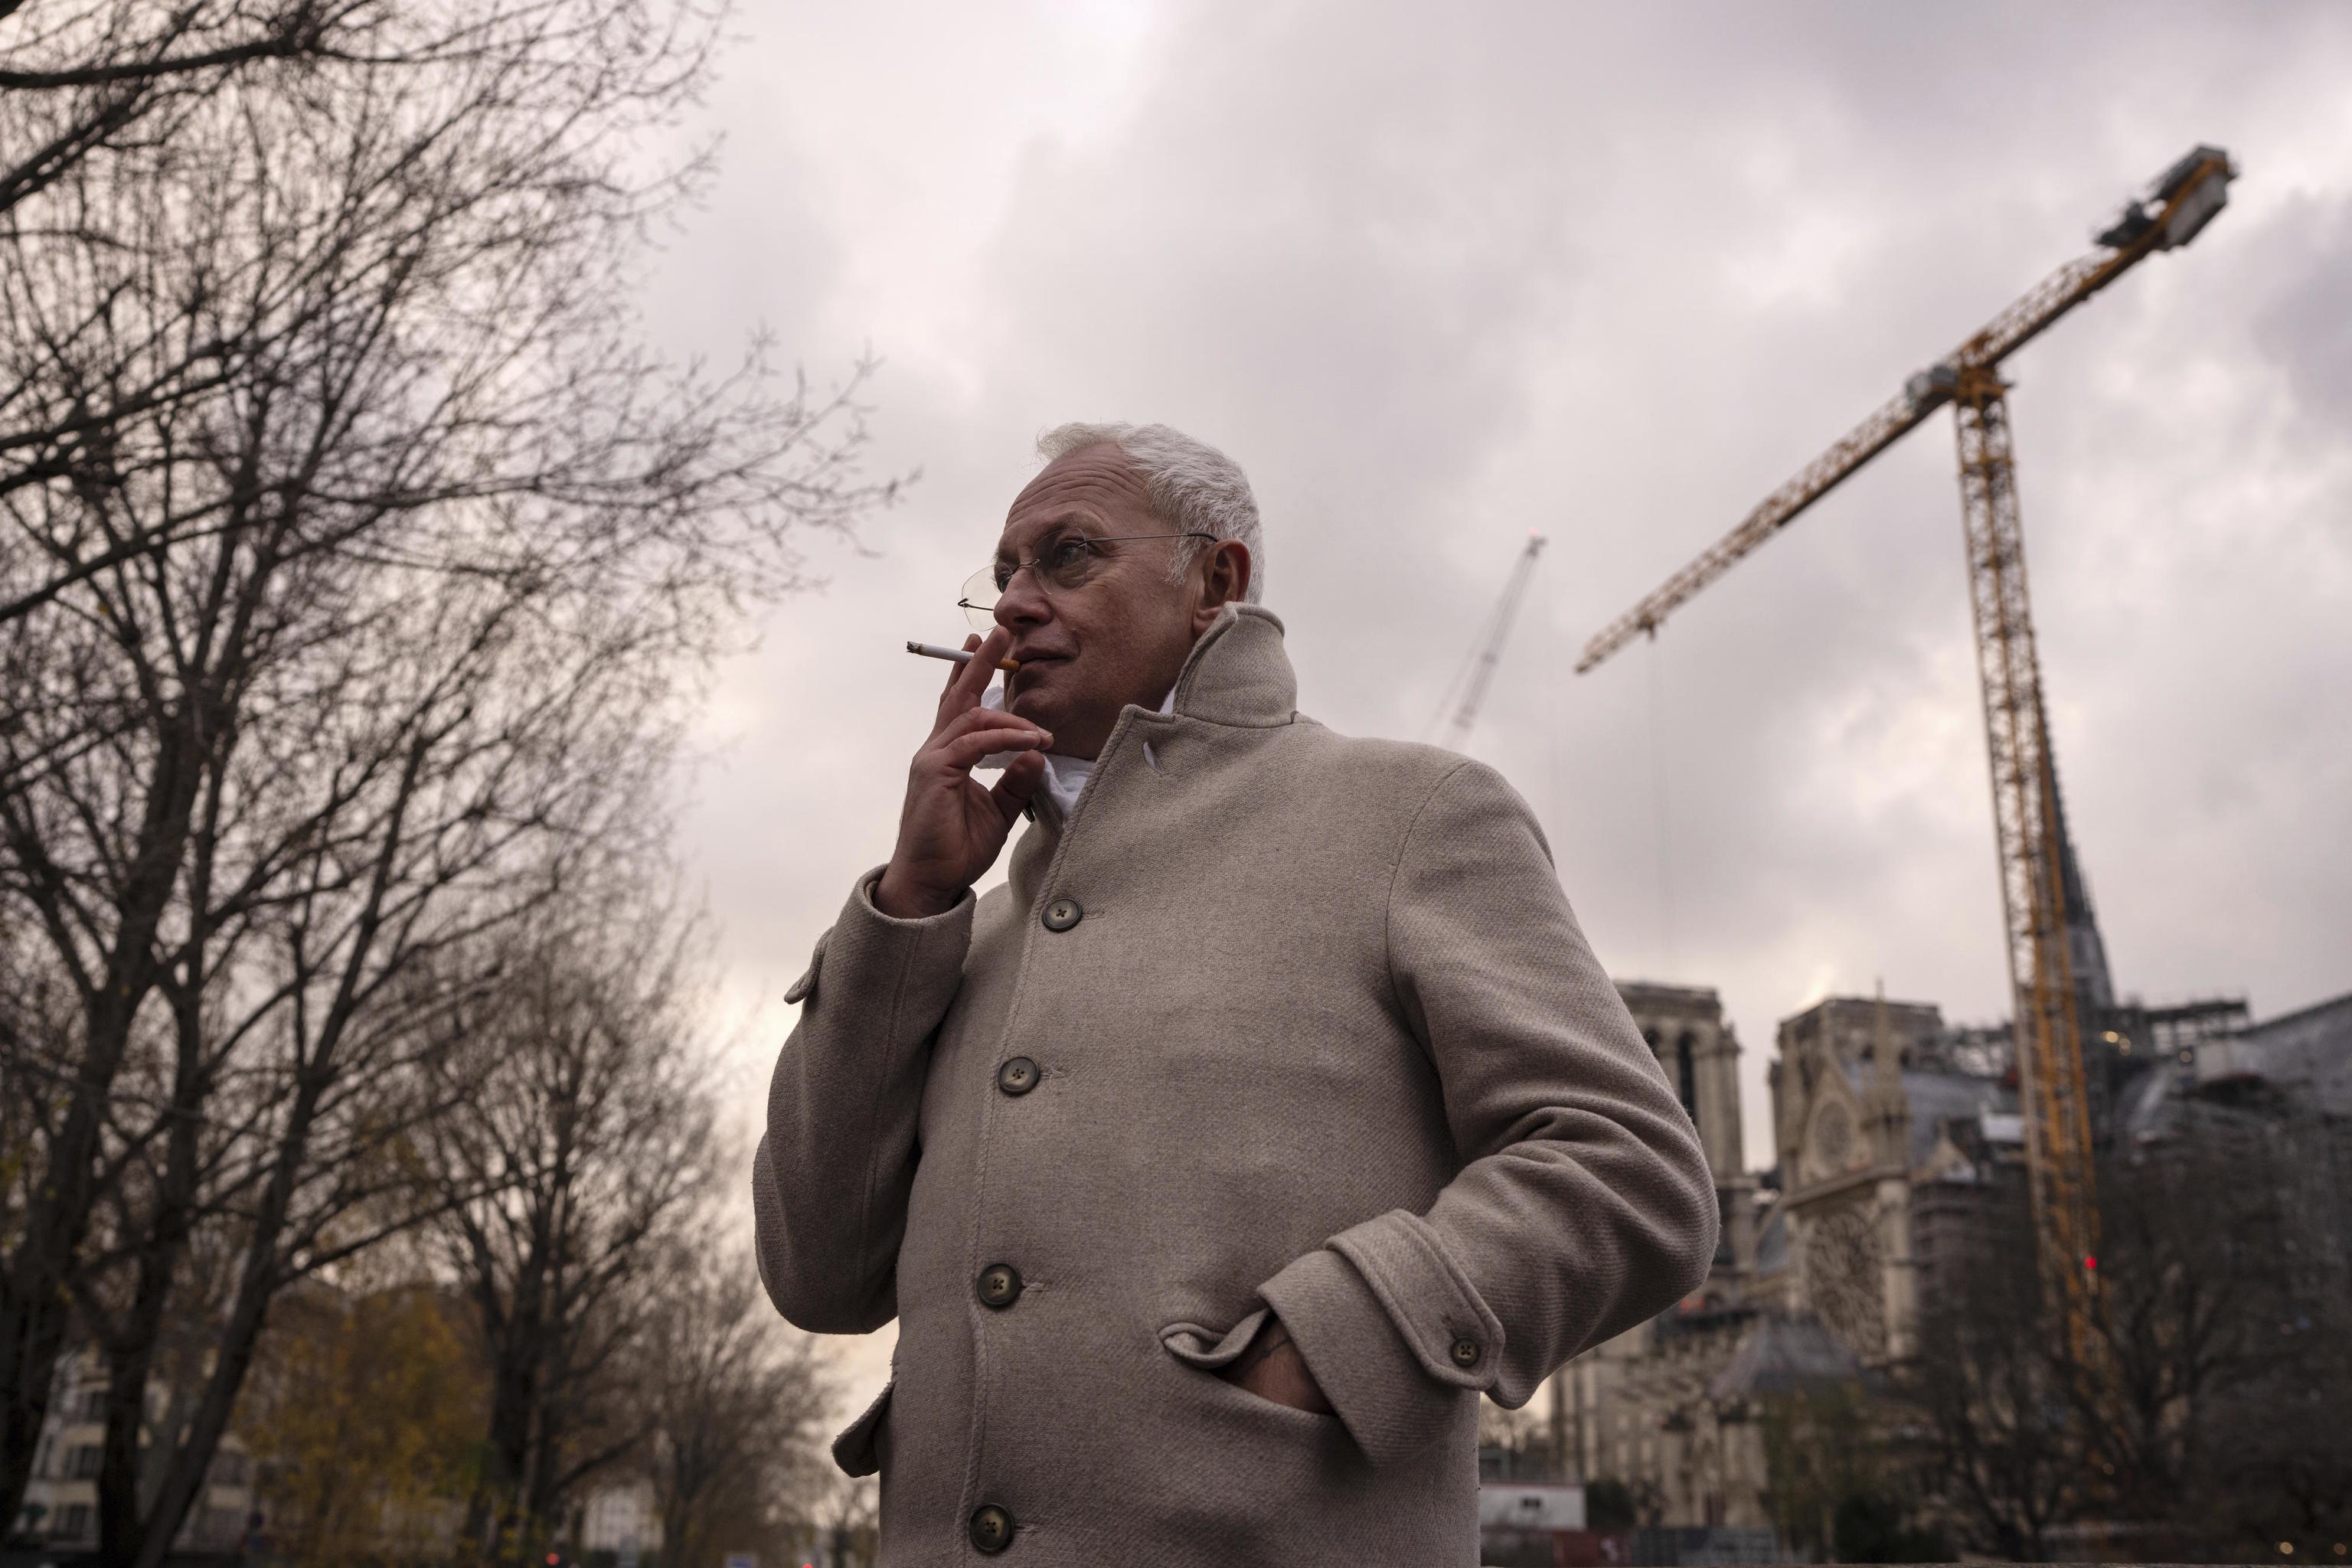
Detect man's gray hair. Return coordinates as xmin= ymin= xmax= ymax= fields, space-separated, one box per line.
xmin=1037 ymin=422 xmax=1265 ymax=603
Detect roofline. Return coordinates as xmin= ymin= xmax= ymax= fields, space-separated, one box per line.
xmin=1614 ymin=979 xmax=1721 ymax=1003
xmin=2244 ymin=987 xmax=2352 ymax=1037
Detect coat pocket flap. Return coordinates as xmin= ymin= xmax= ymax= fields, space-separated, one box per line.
xmin=829 ymin=1376 xmax=893 ymax=1477
xmin=1158 ymin=1306 xmax=1272 ymax=1370
xmin=784 ymin=928 xmax=834 ymax=1007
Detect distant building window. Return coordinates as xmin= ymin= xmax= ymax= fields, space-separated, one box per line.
xmin=68 ymin=1444 xmax=103 ymax=1479
xmin=60 ymin=1503 xmax=93 ymax=1540
xmin=1676 ymin=1034 xmax=1698 ymax=1123
xmin=82 ymin=1389 xmax=108 ymax=1421
xmin=210 ymin=1452 xmax=250 ymax=1488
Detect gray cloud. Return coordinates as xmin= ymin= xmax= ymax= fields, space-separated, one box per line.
xmin=645 ymin=0 xmax=2352 ymax=1411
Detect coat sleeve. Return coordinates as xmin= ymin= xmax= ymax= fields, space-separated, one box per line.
xmin=1257 ymin=760 xmax=1719 ymax=1466
xmin=751 ymin=868 xmax=974 ymax=1334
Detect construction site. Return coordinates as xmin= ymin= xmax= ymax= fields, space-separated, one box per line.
xmin=1450 ymin=145 xmax=2352 ymax=1565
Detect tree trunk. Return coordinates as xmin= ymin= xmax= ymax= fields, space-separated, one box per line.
xmin=0 ymin=713 xmax=205 ymax=1534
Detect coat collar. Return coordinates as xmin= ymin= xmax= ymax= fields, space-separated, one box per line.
xmin=1168 ymin=603 xmax=1295 ymax=728
xmin=1007 ymin=604 xmax=1295 ymax=887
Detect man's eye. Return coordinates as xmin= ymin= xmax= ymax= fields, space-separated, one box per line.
xmin=1048 ymin=539 xmax=1092 ymax=572
xmin=993 ymin=564 xmax=1016 ymax=591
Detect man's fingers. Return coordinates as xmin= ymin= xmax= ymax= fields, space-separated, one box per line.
xmin=940 ymin=633 xmax=982 ymax=697
xmin=941 ymin=626 xmax=1011 ymax=714
xmin=929 ymin=706 xmax=1050 ymax=753
xmin=934 ymin=724 xmax=1048 ymax=773
xmin=989 ymin=751 xmax=1046 ymax=825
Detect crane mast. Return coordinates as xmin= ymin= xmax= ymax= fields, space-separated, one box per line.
xmin=1576 ymin=146 xmax=2236 ymax=1358
xmin=1443 ymin=533 xmax=1547 ymax=752
xmin=1953 ymin=366 xmax=2102 ymax=1354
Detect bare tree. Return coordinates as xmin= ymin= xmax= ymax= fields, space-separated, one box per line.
xmin=639 ymin=1243 xmax=833 ymax=1568
xmin=1906 ymin=1138 xmax=2328 ymax=1558
xmin=2076 ymin=1142 xmax=2288 ymax=1531
xmin=810 ymin=1474 xmax=880 ymax=1568
xmin=1906 ymin=1188 xmax=2080 ymax=1560
xmin=0 ymin=0 xmax=441 ymax=617
xmin=0 ymin=0 xmax=364 ymax=232
xmin=0 ymin=0 xmax=899 ymax=1557
xmin=423 ymin=892 xmax=719 ymax=1563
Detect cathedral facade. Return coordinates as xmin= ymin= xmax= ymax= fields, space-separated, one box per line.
xmin=1542 ymin=984 xmax=2023 ymax=1529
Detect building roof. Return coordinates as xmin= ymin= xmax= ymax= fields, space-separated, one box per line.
xmin=1707 ymin=1313 xmax=1865 ymax=1400
xmin=2232 ymin=989 xmax=2352 ymax=1113
xmin=1899 ymin=1068 xmax=2017 ymax=1168
xmin=2129 ymin=988 xmax=2352 ymax=1135
xmin=1615 ymin=979 xmax=1724 ymax=1022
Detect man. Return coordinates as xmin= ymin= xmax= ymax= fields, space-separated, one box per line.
xmin=754 ymin=423 xmax=1717 ymax=1566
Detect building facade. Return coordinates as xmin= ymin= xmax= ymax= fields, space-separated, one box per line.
xmin=1544 ymin=982 xmax=1782 ymax=1529
xmin=11 ymin=1348 xmax=256 ymax=1553
xmin=1545 ymin=983 xmax=2031 ymax=1530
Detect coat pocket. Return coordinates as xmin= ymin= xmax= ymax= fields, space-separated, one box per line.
xmin=829 ymin=1377 xmax=893 ymax=1478
xmin=1158 ymin=1306 xmax=1272 ymax=1370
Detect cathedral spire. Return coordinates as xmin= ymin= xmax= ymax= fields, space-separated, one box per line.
xmin=2043 ymin=750 xmax=2115 ymax=1014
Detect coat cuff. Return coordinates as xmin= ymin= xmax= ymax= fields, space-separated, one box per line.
xmin=1327 ymin=1208 xmax=1508 ymax=1390
xmin=787 ymin=867 xmax=974 ymax=1011
xmin=1257 ymin=1243 xmax=1466 ymax=1467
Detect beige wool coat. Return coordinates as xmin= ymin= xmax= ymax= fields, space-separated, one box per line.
xmin=754 ymin=605 xmax=1718 ymax=1566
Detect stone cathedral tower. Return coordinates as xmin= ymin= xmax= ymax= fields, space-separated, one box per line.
xmin=1767 ymin=988 xmax=2002 ymax=1365
xmin=1618 ymin=981 xmax=1757 ymax=1297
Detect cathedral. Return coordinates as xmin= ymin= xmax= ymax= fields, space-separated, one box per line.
xmin=1540 ymin=982 xmax=2027 ymax=1528
xmin=1539 ymin=970 xmax=2324 ymax=1532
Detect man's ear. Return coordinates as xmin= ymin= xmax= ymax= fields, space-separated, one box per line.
xmin=1190 ymin=540 xmax=1251 ymax=635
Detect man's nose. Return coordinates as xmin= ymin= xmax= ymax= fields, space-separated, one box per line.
xmin=994 ymin=565 xmax=1053 ymax=630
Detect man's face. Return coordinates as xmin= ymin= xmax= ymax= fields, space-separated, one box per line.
xmin=990 ymin=444 xmax=1200 ymax=760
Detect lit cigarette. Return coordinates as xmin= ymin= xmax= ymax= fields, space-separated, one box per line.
xmin=907 ymin=639 xmax=1020 ymax=672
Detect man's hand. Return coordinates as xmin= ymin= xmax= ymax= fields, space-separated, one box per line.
xmin=874 ymin=627 xmax=1053 ymax=920
xmin=1216 ymin=1313 xmax=1334 ymax=1415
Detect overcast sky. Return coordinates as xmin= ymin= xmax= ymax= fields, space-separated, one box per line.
xmin=639 ymin=2 xmax=2352 ymax=1416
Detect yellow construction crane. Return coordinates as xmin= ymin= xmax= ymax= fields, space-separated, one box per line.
xmin=1575 ymin=145 xmax=2236 ymax=1357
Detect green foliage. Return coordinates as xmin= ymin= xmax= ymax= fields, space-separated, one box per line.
xmin=238 ymin=1281 xmax=488 ymax=1564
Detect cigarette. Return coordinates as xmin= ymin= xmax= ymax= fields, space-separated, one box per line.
xmin=907 ymin=639 xmax=1020 ymax=672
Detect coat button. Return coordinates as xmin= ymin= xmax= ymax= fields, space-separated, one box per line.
xmin=1041 ymin=897 xmax=1083 ymax=932
xmin=997 ymin=1057 xmax=1039 ymax=1096
xmin=1450 ymin=1336 xmax=1481 ymax=1368
xmin=976 ymin=1263 xmax=1023 ymax=1309
xmin=969 ymin=1504 xmax=1014 ymax=1553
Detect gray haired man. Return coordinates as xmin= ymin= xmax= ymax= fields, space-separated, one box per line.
xmin=754 ymin=423 xmax=1717 ymax=1565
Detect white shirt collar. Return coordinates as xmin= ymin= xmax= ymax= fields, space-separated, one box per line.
xmin=979 ymin=684 xmax=1173 ymax=826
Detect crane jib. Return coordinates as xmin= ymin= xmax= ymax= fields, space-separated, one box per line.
xmin=1573 ymin=145 xmax=2233 ymax=677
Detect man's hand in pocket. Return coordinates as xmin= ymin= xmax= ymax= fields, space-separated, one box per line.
xmin=1217 ymin=1313 xmax=1334 ymax=1414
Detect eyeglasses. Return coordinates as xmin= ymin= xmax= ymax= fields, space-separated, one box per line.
xmin=958 ymin=531 xmax=1217 ymax=632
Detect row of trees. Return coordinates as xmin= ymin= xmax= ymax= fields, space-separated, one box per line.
xmin=1512 ymin=1122 xmax=2350 ymax=1560
xmin=227 ymin=907 xmax=840 ymax=1567
xmin=1752 ymin=1133 xmax=2352 ymax=1562
xmin=1907 ymin=1132 xmax=2352 ymax=1560
xmin=1 ymin=0 xmax=894 ymax=1562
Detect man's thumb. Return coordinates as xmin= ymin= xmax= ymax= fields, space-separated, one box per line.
xmin=990 ymin=750 xmax=1046 ymax=823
